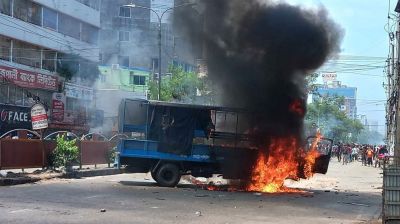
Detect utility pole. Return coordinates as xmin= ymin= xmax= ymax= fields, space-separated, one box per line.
xmin=395 ymin=18 xmax=400 ymax=157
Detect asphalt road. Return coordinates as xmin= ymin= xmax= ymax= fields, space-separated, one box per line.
xmin=0 ymin=160 xmax=382 ymax=224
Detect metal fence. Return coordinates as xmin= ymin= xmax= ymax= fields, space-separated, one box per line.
xmin=383 ymin=156 xmax=400 ymax=224
xmin=0 ymin=139 xmax=114 ymax=170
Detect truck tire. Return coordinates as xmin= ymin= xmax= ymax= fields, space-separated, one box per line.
xmin=154 ymin=163 xmax=181 ymax=187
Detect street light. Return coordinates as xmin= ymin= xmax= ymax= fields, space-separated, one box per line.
xmin=124 ymin=2 xmax=195 ymax=100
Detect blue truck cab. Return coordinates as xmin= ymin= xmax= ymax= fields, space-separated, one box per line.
xmin=117 ymin=98 xmax=332 ymax=187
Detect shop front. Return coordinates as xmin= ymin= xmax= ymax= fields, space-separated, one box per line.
xmin=0 ymin=104 xmax=31 ymax=136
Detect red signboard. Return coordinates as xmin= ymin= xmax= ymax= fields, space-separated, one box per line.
xmin=51 ymin=93 xmax=66 ymax=123
xmin=0 ymin=65 xmax=58 ymax=91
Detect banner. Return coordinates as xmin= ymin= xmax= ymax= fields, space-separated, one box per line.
xmin=65 ymin=82 xmax=93 ymax=101
xmin=31 ymin=103 xmax=48 ymax=130
xmin=0 ymin=104 xmax=31 ymax=135
xmin=321 ymin=72 xmax=337 ymax=82
xmin=0 ymin=66 xmax=58 ymax=91
xmin=51 ymin=93 xmax=66 ymax=123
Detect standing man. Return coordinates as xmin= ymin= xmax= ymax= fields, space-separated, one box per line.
xmin=366 ymin=146 xmax=374 ymax=166
xmin=342 ymin=144 xmax=349 ymax=165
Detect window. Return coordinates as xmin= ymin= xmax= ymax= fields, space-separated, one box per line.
xmin=151 ymin=58 xmax=159 ymax=70
xmin=118 ymin=56 xmax=129 ymax=67
xmin=13 ymin=0 xmax=42 ymax=26
xmin=0 ymin=83 xmax=8 ymax=104
xmin=119 ymin=31 xmax=130 ymax=42
xmin=0 ymin=0 xmax=11 ymax=16
xmin=130 ymin=74 xmax=146 ymax=86
xmin=77 ymin=0 xmax=100 ymax=11
xmin=82 ymin=23 xmax=98 ymax=44
xmin=0 ymin=36 xmax=11 ymax=61
xmin=8 ymin=85 xmax=16 ymax=105
xmin=14 ymin=87 xmax=23 ymax=106
xmin=100 ymin=74 xmax=106 ymax=83
xmin=43 ymin=7 xmax=57 ymax=31
xmin=58 ymin=13 xmax=81 ymax=40
xmin=42 ymin=50 xmax=56 ymax=71
xmin=12 ymin=40 xmax=41 ymax=69
xmin=119 ymin=6 xmax=131 ymax=17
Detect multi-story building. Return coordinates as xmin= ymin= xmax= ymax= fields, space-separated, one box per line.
xmin=313 ymin=81 xmax=358 ymax=119
xmin=94 ymin=65 xmax=150 ymax=136
xmin=0 ymin=0 xmax=100 ymax=136
xmin=98 ymin=0 xmax=198 ymax=75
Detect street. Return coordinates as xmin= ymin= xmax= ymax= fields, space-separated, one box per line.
xmin=0 ymin=160 xmax=382 ymax=224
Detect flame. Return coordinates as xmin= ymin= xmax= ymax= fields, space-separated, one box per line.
xmin=303 ymin=132 xmax=322 ymax=178
xmin=246 ymin=137 xmax=300 ymax=193
xmin=246 ymin=133 xmax=322 ymax=193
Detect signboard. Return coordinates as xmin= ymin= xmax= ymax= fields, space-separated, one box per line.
xmin=65 ymin=82 xmax=93 ymax=101
xmin=31 ymin=103 xmax=48 ymax=130
xmin=0 ymin=104 xmax=31 ymax=135
xmin=51 ymin=93 xmax=66 ymax=123
xmin=0 ymin=66 xmax=58 ymax=91
xmin=321 ymin=72 xmax=337 ymax=82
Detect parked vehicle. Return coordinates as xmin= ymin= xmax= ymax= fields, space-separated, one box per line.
xmin=116 ymin=99 xmax=332 ymax=187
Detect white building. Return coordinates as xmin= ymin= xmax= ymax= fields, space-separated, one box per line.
xmin=0 ymin=0 xmax=100 ymax=135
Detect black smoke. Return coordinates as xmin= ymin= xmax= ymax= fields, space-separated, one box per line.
xmin=175 ymin=0 xmax=343 ymax=142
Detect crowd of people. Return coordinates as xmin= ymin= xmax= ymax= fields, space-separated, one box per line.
xmin=332 ymin=143 xmax=389 ymax=167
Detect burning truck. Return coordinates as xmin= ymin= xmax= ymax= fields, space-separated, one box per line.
xmin=116 ymin=98 xmax=332 ymax=192
xmin=116 ymin=0 xmax=342 ymax=193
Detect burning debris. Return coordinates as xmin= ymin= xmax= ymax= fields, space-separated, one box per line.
xmin=175 ymin=0 xmax=342 ymax=193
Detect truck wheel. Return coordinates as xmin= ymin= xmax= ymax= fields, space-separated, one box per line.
xmin=154 ymin=163 xmax=181 ymax=187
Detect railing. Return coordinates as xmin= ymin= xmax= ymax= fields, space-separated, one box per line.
xmin=0 ymin=132 xmax=127 ymax=170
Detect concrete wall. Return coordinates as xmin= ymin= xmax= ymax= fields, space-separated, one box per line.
xmin=33 ymin=0 xmax=100 ymax=27
xmin=0 ymin=14 xmax=99 ymax=62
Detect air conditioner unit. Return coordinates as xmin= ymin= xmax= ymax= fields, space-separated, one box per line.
xmin=111 ymin=64 xmax=120 ymax=70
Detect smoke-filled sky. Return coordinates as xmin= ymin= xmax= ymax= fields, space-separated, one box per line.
xmin=286 ymin=0 xmax=392 ymax=134
xmin=176 ymin=0 xmax=342 ymax=141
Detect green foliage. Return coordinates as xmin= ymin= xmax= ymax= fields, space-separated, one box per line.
xmin=149 ymin=66 xmax=202 ymax=102
xmin=53 ymin=135 xmax=79 ymax=170
xmin=305 ymin=72 xmax=319 ymax=94
xmin=106 ymin=147 xmax=117 ymax=164
xmin=305 ymin=95 xmax=364 ymax=143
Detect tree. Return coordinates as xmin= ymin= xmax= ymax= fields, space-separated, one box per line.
xmin=149 ymin=66 xmax=201 ymax=102
xmin=305 ymin=72 xmax=319 ymax=94
xmin=305 ymin=95 xmax=364 ymax=143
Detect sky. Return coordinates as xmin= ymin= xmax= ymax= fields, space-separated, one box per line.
xmin=283 ymin=0 xmax=394 ymax=134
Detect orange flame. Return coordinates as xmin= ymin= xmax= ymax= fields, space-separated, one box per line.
xmin=303 ymin=132 xmax=322 ymax=178
xmin=246 ymin=133 xmax=322 ymax=193
xmin=246 ymin=137 xmax=300 ymax=193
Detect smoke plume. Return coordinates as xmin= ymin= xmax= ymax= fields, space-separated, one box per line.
xmin=176 ymin=0 xmax=343 ymax=141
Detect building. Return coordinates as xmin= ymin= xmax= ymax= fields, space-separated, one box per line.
xmin=93 ymin=65 xmax=150 ymax=136
xmin=312 ymin=80 xmax=358 ymax=119
xmin=98 ymin=0 xmax=198 ymax=76
xmin=0 ymin=0 xmax=100 ymax=136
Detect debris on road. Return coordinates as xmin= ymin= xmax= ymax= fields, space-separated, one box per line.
xmin=195 ymin=211 xmax=202 ymax=216
xmin=100 ymin=209 xmax=106 ymax=212
xmin=337 ymin=201 xmax=370 ymax=207
xmin=195 ymin=194 xmax=209 ymax=197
